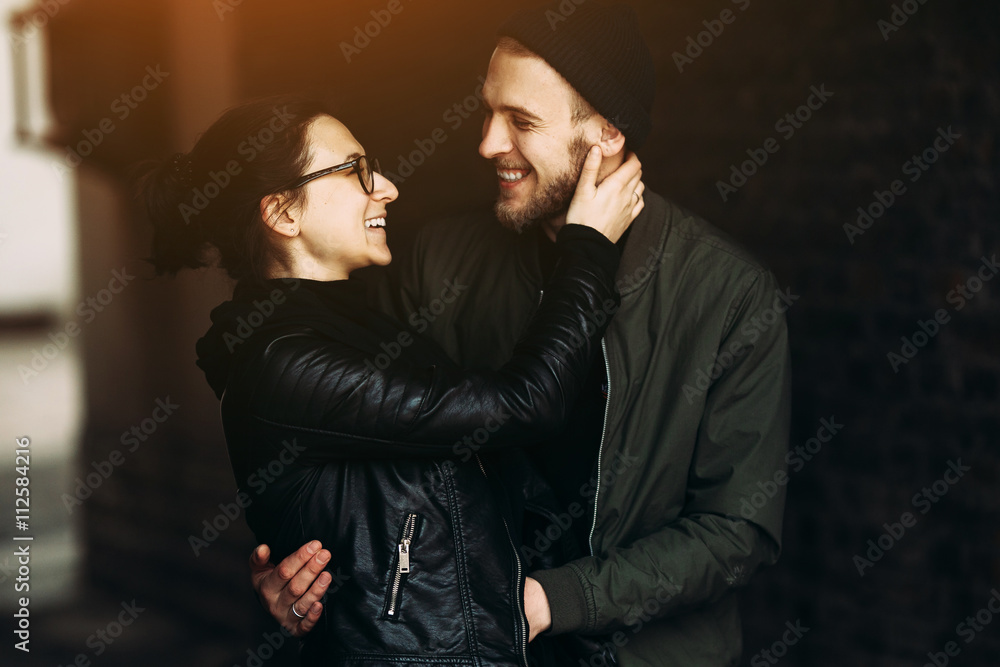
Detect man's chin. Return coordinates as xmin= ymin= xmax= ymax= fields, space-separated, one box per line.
xmin=495 ymin=203 xmax=538 ymax=234
xmin=494 ymin=200 xmax=566 ymax=234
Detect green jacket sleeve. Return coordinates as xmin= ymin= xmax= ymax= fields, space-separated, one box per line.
xmin=531 ymin=270 xmax=792 ymax=635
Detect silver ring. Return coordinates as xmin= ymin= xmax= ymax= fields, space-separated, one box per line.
xmin=291 ymin=603 xmax=307 ymax=619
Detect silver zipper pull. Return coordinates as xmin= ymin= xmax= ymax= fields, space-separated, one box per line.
xmin=398 ymin=539 xmax=411 ymax=573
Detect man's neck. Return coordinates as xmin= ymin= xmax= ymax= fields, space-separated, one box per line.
xmin=541 ymin=215 xmax=566 ymax=243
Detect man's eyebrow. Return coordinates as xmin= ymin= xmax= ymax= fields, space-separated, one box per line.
xmin=343 ymin=151 xmax=362 ymax=162
xmin=488 ymin=102 xmax=544 ymax=123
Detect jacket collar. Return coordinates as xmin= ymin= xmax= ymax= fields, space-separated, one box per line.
xmin=616 ymin=189 xmax=671 ymax=297
xmin=512 ymin=189 xmax=672 ymax=298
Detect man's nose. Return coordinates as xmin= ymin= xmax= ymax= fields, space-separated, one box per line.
xmin=479 ymin=116 xmax=512 ymax=159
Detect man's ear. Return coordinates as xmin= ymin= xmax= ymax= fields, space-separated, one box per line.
xmin=596 ymin=119 xmax=627 ymax=158
xmin=260 ymin=193 xmax=298 ymax=238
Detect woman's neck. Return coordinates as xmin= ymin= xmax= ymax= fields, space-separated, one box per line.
xmin=265 ymin=254 xmax=350 ymax=282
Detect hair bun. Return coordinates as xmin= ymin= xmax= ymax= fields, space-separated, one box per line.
xmin=136 ymin=95 xmax=332 ymax=282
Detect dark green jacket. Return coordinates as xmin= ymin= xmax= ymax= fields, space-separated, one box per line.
xmin=376 ymin=191 xmax=791 ymax=666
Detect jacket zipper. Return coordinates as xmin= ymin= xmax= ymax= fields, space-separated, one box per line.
xmin=387 ymin=512 xmax=417 ymax=617
xmin=588 ymin=338 xmax=611 ymax=557
xmin=476 ymin=455 xmax=529 ymax=667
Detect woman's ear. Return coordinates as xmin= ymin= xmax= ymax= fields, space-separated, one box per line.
xmin=260 ymin=193 xmax=298 ymax=238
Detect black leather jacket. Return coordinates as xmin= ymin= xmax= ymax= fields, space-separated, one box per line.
xmin=196 ymin=225 xmax=620 ymax=665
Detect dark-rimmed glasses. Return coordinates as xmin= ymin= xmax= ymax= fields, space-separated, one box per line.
xmin=287 ymin=155 xmax=381 ymax=193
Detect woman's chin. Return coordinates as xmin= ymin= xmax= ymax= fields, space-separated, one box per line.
xmin=364 ymin=232 xmax=391 ymax=263
xmin=370 ymin=249 xmax=393 ymax=267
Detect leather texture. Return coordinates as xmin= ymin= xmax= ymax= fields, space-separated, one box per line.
xmin=196 ymin=225 xmax=620 ymax=666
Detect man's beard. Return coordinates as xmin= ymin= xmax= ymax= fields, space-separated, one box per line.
xmin=494 ymin=134 xmax=591 ymax=234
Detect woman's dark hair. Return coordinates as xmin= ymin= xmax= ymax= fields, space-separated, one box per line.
xmin=137 ymin=96 xmax=332 ymax=282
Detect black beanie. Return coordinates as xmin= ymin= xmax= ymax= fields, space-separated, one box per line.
xmin=498 ymin=1 xmax=655 ymax=148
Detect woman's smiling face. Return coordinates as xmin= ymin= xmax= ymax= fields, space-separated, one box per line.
xmin=288 ymin=115 xmax=398 ymax=278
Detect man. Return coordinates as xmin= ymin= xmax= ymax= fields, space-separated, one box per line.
xmin=250 ymin=2 xmax=791 ymax=665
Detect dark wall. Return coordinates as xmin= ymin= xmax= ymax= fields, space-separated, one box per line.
xmin=36 ymin=1 xmax=999 ymax=665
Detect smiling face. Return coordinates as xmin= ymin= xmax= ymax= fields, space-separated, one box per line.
xmin=285 ymin=115 xmax=398 ymax=278
xmin=479 ymin=46 xmax=596 ymax=234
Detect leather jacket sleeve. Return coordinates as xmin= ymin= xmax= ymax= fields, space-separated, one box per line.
xmin=233 ymin=225 xmax=621 ymax=461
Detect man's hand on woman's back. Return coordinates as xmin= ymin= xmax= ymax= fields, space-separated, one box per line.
xmin=252 ymin=541 xmax=552 ymax=641
xmin=250 ymin=541 xmax=331 ymax=636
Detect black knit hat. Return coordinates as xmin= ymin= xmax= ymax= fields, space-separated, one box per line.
xmin=498 ymin=1 xmax=655 ymax=148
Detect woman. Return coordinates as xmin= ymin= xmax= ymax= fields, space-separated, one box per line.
xmin=140 ymin=96 xmax=642 ymax=665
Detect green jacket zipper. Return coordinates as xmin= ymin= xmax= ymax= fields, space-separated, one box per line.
xmin=588 ymin=338 xmax=611 ymax=557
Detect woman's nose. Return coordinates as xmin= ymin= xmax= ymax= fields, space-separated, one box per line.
xmin=372 ymin=171 xmax=399 ymax=202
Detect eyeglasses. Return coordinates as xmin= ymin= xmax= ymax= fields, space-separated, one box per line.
xmin=287 ymin=155 xmax=381 ymax=194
